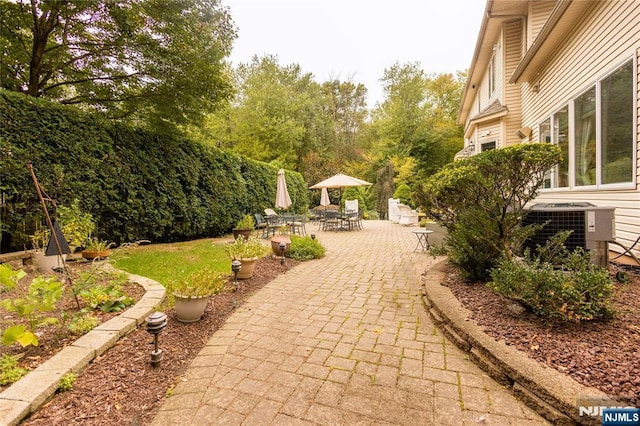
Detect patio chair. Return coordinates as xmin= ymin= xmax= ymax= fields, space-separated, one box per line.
xmin=254 ymin=213 xmax=270 ymax=238
xmin=289 ymin=214 xmax=306 ymax=236
xmin=264 ymin=214 xmax=281 ymax=238
xmin=323 ymin=210 xmax=341 ymax=231
xmin=344 ymin=199 xmax=362 ymax=230
xmin=315 ymin=208 xmax=326 ymax=230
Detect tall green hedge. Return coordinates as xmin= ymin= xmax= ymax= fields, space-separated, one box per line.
xmin=0 ymin=90 xmax=308 ymax=251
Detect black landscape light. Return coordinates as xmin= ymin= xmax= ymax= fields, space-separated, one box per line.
xmin=279 ymin=241 xmax=286 ymax=265
xmin=146 ymin=312 xmax=168 ymax=367
xmin=231 ymin=259 xmax=242 ymax=291
xmin=311 ymin=234 xmax=316 ymax=240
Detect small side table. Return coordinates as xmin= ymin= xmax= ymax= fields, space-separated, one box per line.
xmin=413 ymin=229 xmax=434 ymax=252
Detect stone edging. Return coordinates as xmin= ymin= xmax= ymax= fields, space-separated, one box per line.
xmin=422 ymin=260 xmax=607 ymax=426
xmin=0 ymin=268 xmax=166 ymax=426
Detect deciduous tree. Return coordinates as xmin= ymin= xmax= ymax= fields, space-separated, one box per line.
xmin=0 ymin=0 xmax=236 ymax=129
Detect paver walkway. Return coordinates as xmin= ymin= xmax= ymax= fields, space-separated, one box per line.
xmin=152 ymin=220 xmax=548 ymax=425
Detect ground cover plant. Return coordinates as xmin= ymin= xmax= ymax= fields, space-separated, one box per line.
xmin=490 ymin=231 xmax=615 ymax=322
xmin=0 ymin=260 xmax=143 ymax=387
xmin=286 ymin=235 xmax=326 ymax=260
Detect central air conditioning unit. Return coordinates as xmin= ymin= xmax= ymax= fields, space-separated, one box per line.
xmin=521 ymin=203 xmax=616 ymax=266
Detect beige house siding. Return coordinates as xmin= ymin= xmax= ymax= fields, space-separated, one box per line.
xmin=479 ymin=32 xmax=505 ymax=113
xmin=504 ymin=19 xmax=524 ymax=146
xmin=522 ymin=1 xmax=640 ymax=256
xmin=460 ymin=0 xmax=640 ymax=258
xmin=477 ymin=121 xmax=502 ymax=151
xmin=528 ymin=0 xmax=556 ymax=49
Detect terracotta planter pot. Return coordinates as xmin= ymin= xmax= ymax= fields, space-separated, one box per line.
xmin=232 ymin=228 xmax=252 ymax=240
xmin=237 ymin=256 xmax=258 ymax=279
xmin=81 ymin=249 xmax=112 ymax=260
xmin=174 ymin=294 xmax=210 ymax=323
xmin=270 ymin=235 xmax=291 ymax=256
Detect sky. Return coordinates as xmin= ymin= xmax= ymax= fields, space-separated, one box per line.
xmin=223 ymin=0 xmax=487 ymax=107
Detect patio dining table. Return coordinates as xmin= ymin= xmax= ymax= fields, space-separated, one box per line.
xmin=321 ymin=210 xmax=360 ymax=231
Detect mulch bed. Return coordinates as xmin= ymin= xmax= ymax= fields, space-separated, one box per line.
xmin=441 ymin=261 xmax=640 ymax=407
xmin=9 ymin=256 xmax=297 ymax=425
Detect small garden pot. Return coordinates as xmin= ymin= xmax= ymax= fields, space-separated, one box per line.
xmin=174 ymin=294 xmax=210 ymax=323
xmin=270 ymin=235 xmax=291 ymax=257
xmin=232 ymin=228 xmax=252 ymax=241
xmin=81 ymin=249 xmax=112 ymax=260
xmin=237 ymin=256 xmax=258 ymax=279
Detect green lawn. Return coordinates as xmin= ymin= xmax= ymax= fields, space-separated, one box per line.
xmin=110 ymin=238 xmax=234 ymax=286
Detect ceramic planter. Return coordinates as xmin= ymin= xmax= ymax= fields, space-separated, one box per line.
xmin=237 ymin=256 xmax=258 ymax=279
xmin=270 ymin=235 xmax=291 ymax=256
xmin=81 ymin=249 xmax=112 ymax=260
xmin=232 ymin=228 xmax=252 ymax=241
xmin=174 ymin=294 xmax=210 ymax=323
xmin=32 ymin=251 xmax=65 ymax=273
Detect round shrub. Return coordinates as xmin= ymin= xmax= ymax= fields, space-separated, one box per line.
xmin=286 ymin=235 xmax=325 ymax=261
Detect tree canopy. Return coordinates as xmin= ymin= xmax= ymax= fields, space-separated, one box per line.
xmin=0 ymin=0 xmax=236 ymax=129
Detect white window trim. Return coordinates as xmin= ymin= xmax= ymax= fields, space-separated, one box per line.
xmin=538 ymin=56 xmax=637 ymax=192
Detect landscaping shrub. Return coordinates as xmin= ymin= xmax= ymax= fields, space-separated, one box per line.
xmin=286 ymin=235 xmax=325 ymax=260
xmin=424 ymin=143 xmax=561 ymax=280
xmin=392 ymin=183 xmax=412 ymax=206
xmin=489 ymin=233 xmax=615 ymax=322
xmin=0 ymin=90 xmax=308 ymax=251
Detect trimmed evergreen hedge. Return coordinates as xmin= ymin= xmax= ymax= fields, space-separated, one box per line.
xmin=0 ymin=90 xmax=308 ymax=251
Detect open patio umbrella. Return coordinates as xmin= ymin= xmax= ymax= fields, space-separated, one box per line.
xmin=309 ymin=173 xmax=372 ymax=189
xmin=275 ymin=168 xmax=292 ymax=210
xmin=310 ymin=173 xmax=372 ymax=211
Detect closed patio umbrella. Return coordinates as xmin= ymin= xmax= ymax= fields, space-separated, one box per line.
xmin=320 ymin=187 xmax=331 ymax=207
xmin=275 ymin=169 xmax=292 ymax=210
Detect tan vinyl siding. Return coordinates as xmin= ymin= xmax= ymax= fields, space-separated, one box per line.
xmin=523 ymin=1 xmax=640 ymax=258
xmin=522 ymin=1 xmax=637 ymax=126
xmin=477 ymin=121 xmax=502 ymax=148
xmin=504 ymin=19 xmax=523 ymax=146
xmin=528 ymin=0 xmax=555 ymax=49
xmin=477 ymin=32 xmax=505 ymax=113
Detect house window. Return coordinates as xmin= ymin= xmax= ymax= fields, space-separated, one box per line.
xmin=488 ymin=54 xmax=496 ymax=97
xmin=540 ymin=110 xmax=568 ymax=189
xmin=538 ymin=59 xmax=634 ymax=190
xmin=481 ymin=141 xmax=496 ymax=151
xmin=553 ymin=106 xmax=569 ymax=188
xmin=539 ymin=119 xmax=552 ymax=188
xmin=574 ymin=87 xmax=596 ymax=186
xmin=601 ymin=60 xmax=634 ymax=184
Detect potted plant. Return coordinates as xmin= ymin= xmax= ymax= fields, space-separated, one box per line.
xmin=30 ymin=228 xmax=64 ymax=273
xmin=226 ymin=237 xmax=267 ymax=279
xmin=81 ymin=238 xmax=114 ymax=260
xmin=167 ymin=268 xmax=227 ymax=323
xmin=232 ymin=214 xmax=255 ymax=240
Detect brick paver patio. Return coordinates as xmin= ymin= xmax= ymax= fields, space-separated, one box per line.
xmin=152 ymin=220 xmax=548 ymax=425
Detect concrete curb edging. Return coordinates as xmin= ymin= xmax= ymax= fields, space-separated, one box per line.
xmin=0 ymin=269 xmax=166 ymax=426
xmin=422 ymin=260 xmax=607 ymax=426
